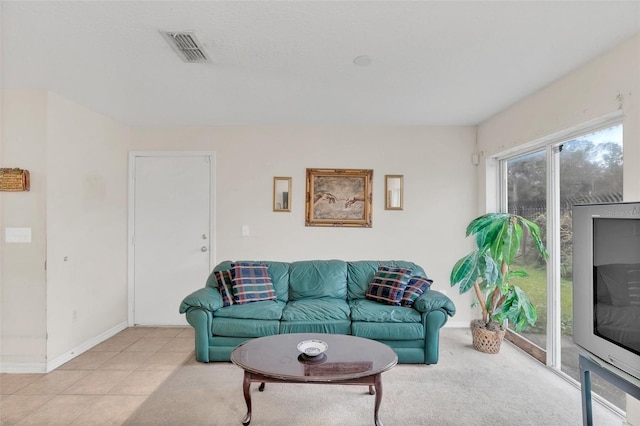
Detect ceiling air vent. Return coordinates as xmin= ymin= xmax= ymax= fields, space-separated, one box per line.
xmin=160 ymin=31 xmax=210 ymax=63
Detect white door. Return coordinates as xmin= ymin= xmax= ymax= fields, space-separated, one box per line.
xmin=132 ymin=153 xmax=213 ymax=325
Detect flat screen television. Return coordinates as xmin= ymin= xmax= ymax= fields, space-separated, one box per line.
xmin=573 ymin=202 xmax=640 ymax=380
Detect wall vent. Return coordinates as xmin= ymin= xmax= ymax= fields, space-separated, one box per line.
xmin=160 ymin=31 xmax=210 ymax=63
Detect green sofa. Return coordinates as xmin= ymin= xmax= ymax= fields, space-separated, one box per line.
xmin=179 ymin=260 xmax=456 ymax=364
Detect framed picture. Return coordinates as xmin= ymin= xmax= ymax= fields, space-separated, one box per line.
xmin=305 ymin=168 xmax=373 ymax=227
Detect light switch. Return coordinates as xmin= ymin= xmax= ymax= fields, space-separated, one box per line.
xmin=242 ymin=225 xmax=250 ymax=237
xmin=5 ymin=227 xmax=32 ymax=243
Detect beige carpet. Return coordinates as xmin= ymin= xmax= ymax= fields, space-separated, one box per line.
xmin=124 ymin=328 xmax=623 ymax=425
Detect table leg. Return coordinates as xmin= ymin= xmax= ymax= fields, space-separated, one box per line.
xmin=241 ymin=371 xmax=252 ymax=426
xmin=373 ymin=373 xmax=383 ymax=426
xmin=579 ymin=361 xmax=592 ymax=426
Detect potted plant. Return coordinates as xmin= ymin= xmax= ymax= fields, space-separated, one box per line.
xmin=450 ymin=213 xmax=548 ymax=353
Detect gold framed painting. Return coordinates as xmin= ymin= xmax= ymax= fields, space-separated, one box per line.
xmin=305 ymin=168 xmax=373 ymax=227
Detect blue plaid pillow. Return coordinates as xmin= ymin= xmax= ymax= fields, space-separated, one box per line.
xmin=401 ymin=275 xmax=432 ymax=307
xmin=231 ymin=262 xmax=276 ymax=304
xmin=365 ymin=265 xmax=413 ymax=306
xmin=213 ymin=270 xmax=234 ymax=307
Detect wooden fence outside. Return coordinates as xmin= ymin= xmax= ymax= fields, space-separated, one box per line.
xmin=508 ymin=192 xmax=623 ymax=221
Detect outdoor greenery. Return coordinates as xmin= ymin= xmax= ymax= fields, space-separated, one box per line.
xmin=509 ymin=263 xmax=574 ymax=335
xmin=530 ymin=211 xmax=574 ymax=279
xmin=507 ymin=139 xmax=623 ymax=206
xmin=508 ymin=137 xmax=623 ymax=279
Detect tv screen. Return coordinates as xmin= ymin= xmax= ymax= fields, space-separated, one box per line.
xmin=573 ymin=202 xmax=640 ymax=381
xmin=592 ymin=217 xmax=640 ymax=356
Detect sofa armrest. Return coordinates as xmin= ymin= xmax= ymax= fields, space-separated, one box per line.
xmin=413 ymin=290 xmax=456 ymax=317
xmin=179 ymin=287 xmax=223 ymax=314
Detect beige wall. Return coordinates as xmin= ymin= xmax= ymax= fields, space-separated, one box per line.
xmin=477 ymin=34 xmax=640 ymax=208
xmin=477 ymin=34 xmax=640 ymax=425
xmin=1 ymin=90 xmax=48 ymax=367
xmin=45 ymin=92 xmax=130 ymax=363
xmin=130 ymin=126 xmax=477 ymax=325
xmin=0 ymin=90 xmax=130 ymax=371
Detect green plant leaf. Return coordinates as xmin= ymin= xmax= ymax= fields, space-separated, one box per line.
xmin=450 ymin=251 xmax=480 ymax=294
xmin=480 ymin=251 xmax=500 ymax=286
xmin=502 ymin=218 xmax=522 ymax=265
xmin=489 ymin=285 xmax=538 ymax=331
xmin=514 ymin=285 xmax=537 ymax=326
xmin=483 ymin=219 xmax=508 ymax=260
xmin=466 ymin=213 xmax=505 ymax=237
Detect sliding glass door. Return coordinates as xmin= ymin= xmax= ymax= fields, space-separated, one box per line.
xmin=502 ymin=122 xmax=625 ymax=411
xmin=558 ymin=125 xmax=624 ymax=410
xmin=505 ymin=149 xmax=548 ymax=353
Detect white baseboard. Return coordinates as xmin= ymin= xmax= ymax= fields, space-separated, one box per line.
xmin=46 ymin=321 xmax=128 ymax=372
xmin=0 ymin=362 xmax=48 ymax=374
xmin=444 ymin=321 xmax=471 ymax=328
xmin=0 ymin=321 xmax=128 ymax=374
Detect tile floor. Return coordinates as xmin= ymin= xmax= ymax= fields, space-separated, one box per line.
xmin=1 ymin=326 xmax=194 ymax=425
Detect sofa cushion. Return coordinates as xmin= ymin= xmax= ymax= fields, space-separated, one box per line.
xmin=261 ymin=261 xmax=291 ymax=302
xmin=401 ymin=276 xmax=433 ymax=307
xmin=350 ymin=299 xmax=422 ymax=323
xmin=211 ymin=318 xmax=280 ymax=338
xmin=365 ymin=266 xmax=412 ymax=306
xmin=215 ymin=300 xmax=285 ymax=320
xmin=352 ymin=321 xmax=424 ymax=340
xmin=288 ymin=260 xmax=347 ymax=300
xmin=231 ymin=262 xmax=277 ymax=304
xmin=281 ymin=298 xmax=350 ymax=322
xmin=213 ymin=270 xmax=234 ymax=307
xmin=279 ymin=321 xmax=352 ymax=335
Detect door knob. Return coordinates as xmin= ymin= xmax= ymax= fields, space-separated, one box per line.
xmin=202 ymin=234 xmax=208 ymax=239
xmin=201 ymin=246 xmax=208 ymax=252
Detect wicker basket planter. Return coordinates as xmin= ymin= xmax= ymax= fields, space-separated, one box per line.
xmin=470 ymin=319 xmax=506 ymax=354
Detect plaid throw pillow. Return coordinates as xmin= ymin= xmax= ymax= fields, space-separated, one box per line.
xmin=231 ymin=262 xmax=276 ymax=304
xmin=213 ymin=270 xmax=234 ymax=307
xmin=401 ymin=275 xmax=433 ymax=307
xmin=365 ymin=265 xmax=413 ymax=306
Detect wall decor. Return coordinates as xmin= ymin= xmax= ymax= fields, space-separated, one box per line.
xmin=385 ymin=175 xmax=404 ymax=210
xmin=305 ymin=168 xmax=372 ymax=227
xmin=0 ymin=168 xmax=30 ymax=191
xmin=273 ymin=177 xmax=291 ymax=212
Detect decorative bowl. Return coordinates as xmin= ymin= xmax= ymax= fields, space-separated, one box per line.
xmin=297 ymin=339 xmax=328 ymax=357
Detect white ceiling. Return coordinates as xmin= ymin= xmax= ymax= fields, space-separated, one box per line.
xmin=2 ymin=1 xmax=639 ymax=127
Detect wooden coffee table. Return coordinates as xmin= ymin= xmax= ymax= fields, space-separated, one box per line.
xmin=230 ymin=333 xmax=398 ymax=426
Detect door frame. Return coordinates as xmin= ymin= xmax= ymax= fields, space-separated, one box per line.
xmin=127 ymin=151 xmax=216 ymax=326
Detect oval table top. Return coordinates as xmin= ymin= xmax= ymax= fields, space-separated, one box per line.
xmin=230 ymin=333 xmax=398 ymax=382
